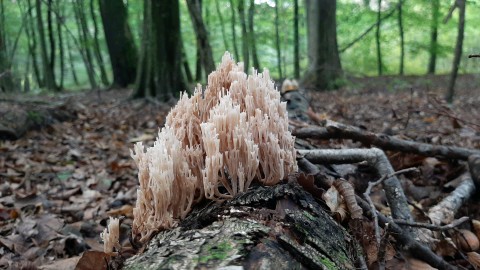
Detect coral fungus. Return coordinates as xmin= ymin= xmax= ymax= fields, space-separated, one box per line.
xmin=131 ymin=52 xmax=297 ymax=243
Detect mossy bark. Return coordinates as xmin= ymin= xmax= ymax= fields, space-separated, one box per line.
xmin=124 ymin=183 xmax=362 ymax=270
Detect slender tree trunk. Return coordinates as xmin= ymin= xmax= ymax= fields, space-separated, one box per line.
xmin=215 ymin=0 xmax=229 ymax=51
xmin=74 ymin=0 xmax=97 ymax=89
xmin=46 ymin=0 xmax=58 ymax=90
xmin=428 ymin=0 xmax=439 ymax=74
xmin=229 ymin=0 xmax=240 ymax=60
xmin=26 ymin=0 xmax=42 ymax=87
xmin=0 ymin=3 xmax=15 ymax=92
xmin=293 ymin=0 xmax=300 ymax=79
xmin=446 ymin=0 xmax=466 ymax=103
xmin=237 ymin=0 xmax=249 ymax=72
xmin=36 ymin=0 xmax=57 ymax=90
xmin=55 ymin=0 xmax=64 ymax=89
xmin=66 ymin=36 xmax=79 ymax=85
xmin=187 ymin=0 xmax=215 ymax=78
xmin=398 ymin=1 xmax=404 ymax=75
xmin=90 ymin=0 xmax=109 ymax=86
xmin=248 ymin=0 xmax=260 ymax=70
xmin=195 ymin=0 xmax=202 ymax=82
xmin=274 ymin=0 xmax=282 ymax=78
xmin=99 ymin=0 xmax=138 ymax=88
xmin=375 ymin=0 xmax=383 ymax=75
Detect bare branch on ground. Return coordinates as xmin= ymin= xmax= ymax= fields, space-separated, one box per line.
xmin=298 ymin=148 xmax=414 ymax=226
xmin=293 ymin=120 xmax=480 ymax=160
xmin=393 ymin=216 xmax=469 ymax=231
xmin=297 ymin=157 xmax=457 ymax=270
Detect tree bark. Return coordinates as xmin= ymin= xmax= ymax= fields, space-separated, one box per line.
xmin=293 ymin=0 xmax=300 ymax=79
xmin=302 ymin=0 xmax=342 ymax=90
xmin=248 ymin=0 xmax=260 ymax=70
xmin=186 ymin=0 xmax=216 ymax=78
xmin=446 ymin=0 xmax=466 ymax=103
xmin=123 ymin=183 xmax=361 ymax=270
xmin=237 ymin=0 xmax=249 ymax=72
xmin=274 ymin=0 xmax=282 ymax=78
xmin=99 ymin=0 xmax=138 ymax=88
xmin=375 ymin=0 xmax=383 ymax=75
xmin=428 ymin=0 xmax=439 ymax=74
xmin=133 ymin=0 xmax=186 ymax=100
xmin=397 ymin=1 xmax=404 ymax=75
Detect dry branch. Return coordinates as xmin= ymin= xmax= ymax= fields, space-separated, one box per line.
xmin=297 ymin=148 xmax=414 ymax=226
xmin=393 ymin=216 xmax=469 ymax=231
xmin=428 ymin=173 xmax=475 ymax=227
xmin=297 ymin=157 xmax=456 ymax=270
xmin=293 ymin=120 xmax=480 ymax=160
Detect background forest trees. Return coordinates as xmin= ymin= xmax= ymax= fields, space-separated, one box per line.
xmin=0 ymin=0 xmax=479 ymax=99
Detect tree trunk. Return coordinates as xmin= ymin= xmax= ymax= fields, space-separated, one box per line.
xmin=237 ymin=0 xmax=249 ymax=72
xmin=375 ymin=0 xmax=383 ymax=75
xmin=133 ymin=0 xmax=186 ymax=101
xmin=248 ymin=0 xmax=260 ymax=70
xmin=99 ymin=0 xmax=138 ymax=88
xmin=428 ymin=0 xmax=439 ymax=74
xmin=186 ymin=0 xmax=216 ymax=78
xmin=25 ymin=0 xmax=42 ymax=88
xmin=123 ymin=183 xmax=361 ymax=270
xmin=66 ymin=35 xmax=79 ymax=86
xmin=73 ymin=0 xmax=97 ymax=89
xmin=293 ymin=0 xmax=300 ymax=79
xmin=446 ymin=0 xmax=466 ymax=103
xmin=229 ymin=0 xmax=240 ymax=61
xmin=274 ymin=0 xmax=282 ymax=78
xmin=55 ymin=0 xmax=64 ymax=89
xmin=46 ymin=0 xmax=59 ymax=91
xmin=302 ymin=0 xmax=343 ymax=90
xmin=215 ymin=0 xmax=229 ymax=52
xmin=36 ymin=0 xmax=57 ymax=91
xmin=398 ymin=1 xmax=404 ymax=75
xmin=0 ymin=2 xmax=15 ymax=92
xmin=195 ymin=0 xmax=202 ymax=82
xmin=90 ymin=0 xmax=109 ymax=86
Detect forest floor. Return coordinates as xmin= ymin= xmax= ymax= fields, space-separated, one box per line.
xmin=0 ymin=74 xmax=480 ymax=269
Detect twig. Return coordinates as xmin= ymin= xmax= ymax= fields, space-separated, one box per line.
xmin=293 ymin=120 xmax=480 ymax=160
xmin=298 ymin=157 xmax=457 ymax=269
xmin=364 ymin=167 xmax=418 ymax=245
xmin=393 ymin=216 xmax=469 ymax=231
xmin=378 ymin=223 xmax=391 ymax=270
xmin=298 ymin=148 xmax=414 ymax=230
xmin=468 ymin=54 xmax=480 ymax=58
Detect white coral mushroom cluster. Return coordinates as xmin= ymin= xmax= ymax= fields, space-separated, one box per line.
xmin=100 ymin=217 xmax=120 ymax=254
xmin=131 ymin=52 xmax=297 ymax=243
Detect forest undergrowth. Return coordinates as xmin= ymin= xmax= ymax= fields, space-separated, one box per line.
xmin=1 ymin=74 xmax=480 ymax=269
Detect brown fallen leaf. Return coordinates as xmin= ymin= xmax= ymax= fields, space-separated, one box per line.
xmin=75 ymin=250 xmax=111 ymax=270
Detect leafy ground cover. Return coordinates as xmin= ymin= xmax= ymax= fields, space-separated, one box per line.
xmin=1 ymin=74 xmax=479 ymax=269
